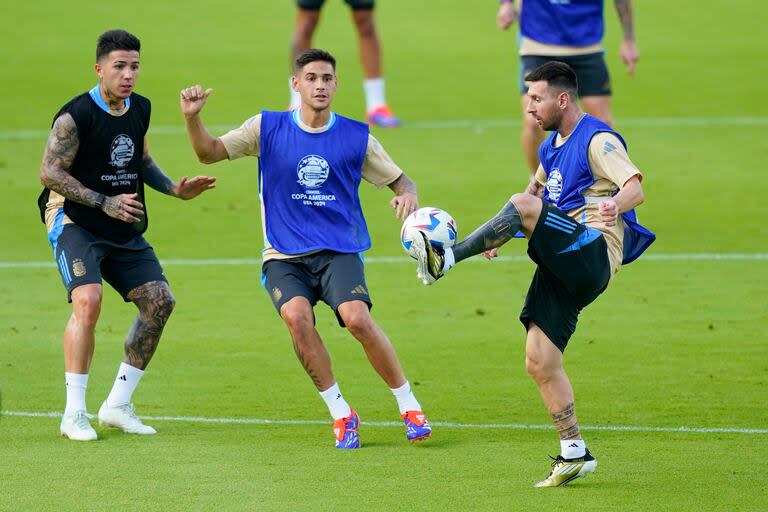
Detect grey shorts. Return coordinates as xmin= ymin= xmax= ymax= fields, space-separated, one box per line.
xmin=261 ymin=250 xmax=372 ymax=327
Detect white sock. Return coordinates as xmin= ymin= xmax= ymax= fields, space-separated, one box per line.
xmin=390 ymin=381 xmax=422 ymax=415
xmin=319 ymin=383 xmax=352 ymax=420
xmin=289 ymin=76 xmax=301 ymax=109
xmin=363 ymin=77 xmax=387 ymax=112
xmin=64 ymin=372 xmax=88 ymax=415
xmin=105 ymin=362 xmax=144 ymax=407
xmin=443 ymin=247 xmax=456 ymax=272
xmin=560 ymin=439 xmax=587 ymax=459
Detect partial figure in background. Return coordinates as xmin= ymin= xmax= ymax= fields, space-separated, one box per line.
xmin=497 ymin=0 xmax=639 ymax=174
xmin=290 ymin=0 xmax=401 ymax=127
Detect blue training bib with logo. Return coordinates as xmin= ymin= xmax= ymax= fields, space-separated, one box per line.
xmin=538 ymin=114 xmax=656 ymax=264
xmin=520 ymin=0 xmax=605 ymax=47
xmin=258 ymin=110 xmax=371 ymax=255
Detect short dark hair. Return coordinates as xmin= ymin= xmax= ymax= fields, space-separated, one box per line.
xmin=294 ymin=48 xmax=336 ymax=73
xmin=525 ymin=61 xmax=578 ymax=98
xmin=96 ymin=30 xmax=141 ymax=62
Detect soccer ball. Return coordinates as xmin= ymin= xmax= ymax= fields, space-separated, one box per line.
xmin=400 ymin=207 xmax=458 ymax=258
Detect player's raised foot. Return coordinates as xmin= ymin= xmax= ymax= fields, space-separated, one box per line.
xmin=98 ymin=401 xmax=156 ymax=435
xmin=402 ymin=410 xmax=431 ymax=442
xmin=333 ymin=409 xmax=361 ymax=449
xmin=534 ymin=450 xmax=597 ymax=488
xmin=60 ymin=410 xmax=97 ymax=441
xmin=411 ymin=231 xmax=445 ymax=285
xmin=367 ymin=105 xmax=401 ymax=128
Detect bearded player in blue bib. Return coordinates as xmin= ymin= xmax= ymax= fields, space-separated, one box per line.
xmin=412 ymin=62 xmax=654 ymax=486
xmin=180 ymin=49 xmax=431 ymax=448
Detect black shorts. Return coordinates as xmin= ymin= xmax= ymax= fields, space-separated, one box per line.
xmin=520 ymin=52 xmax=611 ymax=97
xmin=297 ymin=0 xmax=375 ymax=10
xmin=261 ymin=250 xmax=372 ymax=327
xmin=519 ymin=202 xmax=610 ymax=352
xmin=49 ymin=223 xmax=167 ymax=302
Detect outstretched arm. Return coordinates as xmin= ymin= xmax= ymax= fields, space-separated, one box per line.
xmin=40 ymin=113 xmax=144 ymax=223
xmin=180 ymin=85 xmax=229 ymax=164
xmin=387 ymin=173 xmax=418 ymax=220
xmin=614 ymin=0 xmax=639 ymax=76
xmin=143 ymin=138 xmax=216 ymax=200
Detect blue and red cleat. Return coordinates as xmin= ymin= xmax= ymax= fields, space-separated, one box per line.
xmin=402 ymin=410 xmax=431 ymax=442
xmin=367 ymin=105 xmax=401 ymax=128
xmin=333 ymin=409 xmax=361 ymax=449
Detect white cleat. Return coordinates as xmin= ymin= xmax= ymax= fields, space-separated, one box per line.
xmin=60 ymin=410 xmax=98 ymax=441
xmin=98 ymin=401 xmax=157 ymax=435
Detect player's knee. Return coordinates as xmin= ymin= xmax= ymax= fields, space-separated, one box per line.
xmin=281 ymin=304 xmax=314 ymax=334
xmin=525 ymin=352 xmax=552 ymax=382
xmin=342 ymin=309 xmax=374 ymax=339
xmin=510 ymin=192 xmax=538 ymax=217
xmin=72 ymin=288 xmax=102 ymax=326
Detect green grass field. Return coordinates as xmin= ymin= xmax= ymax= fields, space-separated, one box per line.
xmin=1 ymin=1 xmax=767 ymax=510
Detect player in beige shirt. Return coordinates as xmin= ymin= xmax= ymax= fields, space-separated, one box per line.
xmin=179 ymin=49 xmax=432 ymax=448
xmin=411 ymin=62 xmax=653 ymax=487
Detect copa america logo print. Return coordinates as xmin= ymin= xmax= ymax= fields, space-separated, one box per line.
xmin=297 ymin=155 xmax=330 ymax=188
xmin=109 ymin=134 xmax=134 ymax=168
xmin=547 ymin=168 xmax=563 ymax=203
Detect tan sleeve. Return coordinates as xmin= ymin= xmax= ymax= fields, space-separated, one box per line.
xmin=219 ymin=114 xmax=262 ymax=160
xmin=361 ymin=135 xmax=403 ymax=188
xmin=535 ymin=164 xmax=546 ymax=185
xmin=588 ymin=132 xmax=643 ymax=188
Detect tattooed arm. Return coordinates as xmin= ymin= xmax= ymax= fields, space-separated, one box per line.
xmin=451 ymin=200 xmax=523 ymax=263
xmin=39 ymin=113 xmax=145 ymax=223
xmin=39 ymin=113 xmax=101 ymax=207
xmin=614 ymin=0 xmax=639 ymax=75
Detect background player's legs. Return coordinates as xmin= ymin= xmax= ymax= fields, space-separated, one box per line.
xmin=351 ymin=8 xmax=400 ymax=126
xmin=520 ymin=95 xmax=546 ymax=174
xmin=581 ymin=95 xmax=613 ymax=126
xmin=350 ymin=9 xmax=381 ymax=80
xmin=289 ymin=9 xmax=322 ymax=108
xmin=525 ymin=323 xmax=586 ymax=457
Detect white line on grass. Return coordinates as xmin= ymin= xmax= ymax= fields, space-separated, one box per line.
xmin=1 ymin=253 xmax=766 ymax=269
xmin=3 ymin=410 xmax=766 ymax=434
xmin=2 ymin=116 xmax=768 ymax=140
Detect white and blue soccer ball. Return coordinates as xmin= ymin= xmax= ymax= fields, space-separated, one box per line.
xmin=401 ymin=207 xmax=458 ymax=258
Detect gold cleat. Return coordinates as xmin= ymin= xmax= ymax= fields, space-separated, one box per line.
xmin=411 ymin=231 xmax=445 ymax=285
xmin=534 ymin=450 xmax=597 ymax=488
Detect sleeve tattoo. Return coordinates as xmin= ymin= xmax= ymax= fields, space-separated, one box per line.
xmin=143 ymin=153 xmax=176 ymax=196
xmin=40 ymin=114 xmax=102 ymax=208
xmin=452 ymin=201 xmax=522 ymax=261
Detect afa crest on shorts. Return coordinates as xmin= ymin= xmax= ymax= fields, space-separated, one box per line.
xmin=109 ymin=134 xmax=135 ymax=168
xmin=297 ymin=155 xmax=330 ymax=189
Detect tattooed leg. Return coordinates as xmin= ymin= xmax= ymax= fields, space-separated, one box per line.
xmin=124 ymin=281 xmax=176 ymax=370
xmin=552 ymin=402 xmax=582 ymax=440
xmin=280 ymin=297 xmax=335 ymax=390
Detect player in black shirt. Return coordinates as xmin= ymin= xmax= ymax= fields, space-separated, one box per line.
xmin=38 ymin=29 xmax=216 ymax=441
